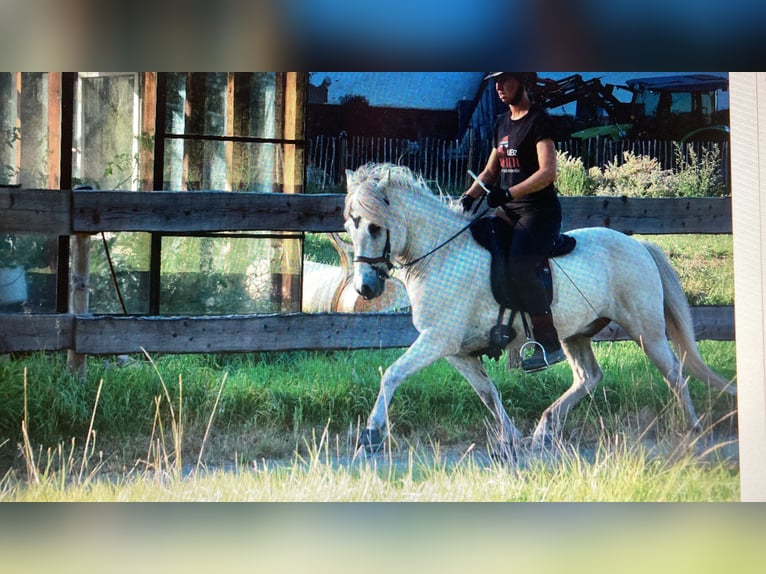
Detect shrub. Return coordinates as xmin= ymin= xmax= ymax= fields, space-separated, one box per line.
xmin=592 ymin=151 xmax=676 ymax=197
xmin=555 ymin=151 xmax=596 ymax=196
xmin=558 ymin=144 xmax=728 ymax=198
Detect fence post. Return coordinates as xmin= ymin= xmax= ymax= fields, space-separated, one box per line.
xmin=67 ymin=233 xmax=90 ymax=375
xmin=338 ymin=132 xmax=347 ymax=184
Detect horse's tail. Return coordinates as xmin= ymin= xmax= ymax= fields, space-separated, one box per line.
xmin=641 ymin=240 xmax=736 ymax=396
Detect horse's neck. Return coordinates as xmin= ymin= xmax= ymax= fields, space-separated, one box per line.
xmin=395 ymin=193 xmax=466 ymax=264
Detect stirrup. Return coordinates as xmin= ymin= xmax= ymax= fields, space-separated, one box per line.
xmin=520 ymin=340 xmax=565 ymax=373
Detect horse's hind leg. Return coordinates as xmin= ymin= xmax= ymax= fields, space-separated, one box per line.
xmin=640 ymin=336 xmax=703 ymax=433
xmin=446 ymin=355 xmax=522 ymax=451
xmin=532 ymin=335 xmax=603 ymax=447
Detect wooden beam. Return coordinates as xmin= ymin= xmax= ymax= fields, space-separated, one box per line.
xmin=225 ymin=72 xmax=235 ymax=192
xmin=0 ymin=305 xmax=735 ymax=355
xmin=0 ymin=188 xmax=70 ymax=234
xmin=138 ymin=72 xmax=156 ymax=192
xmin=282 ymin=72 xmax=304 ymax=194
xmin=0 ymin=314 xmax=73 ymax=352
xmin=595 ymin=305 xmax=735 ymax=342
xmin=12 ymin=73 xmax=21 ymax=182
xmin=561 ymin=196 xmax=732 ymax=234
xmin=277 ymin=72 xmax=306 ymax=311
xmin=74 ymin=312 xmax=421 ymax=355
xmin=71 ymin=190 xmax=346 ymax=233
xmin=4 ymin=191 xmax=733 ymax=235
xmin=66 ymin=232 xmax=90 ymax=373
xmin=46 ymin=73 xmax=61 ymax=190
xmin=70 ymin=305 xmax=736 ymax=355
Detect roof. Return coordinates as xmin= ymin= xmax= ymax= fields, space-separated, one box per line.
xmin=625 ymin=74 xmax=728 ymax=93
xmin=309 ymin=72 xmax=485 ymax=110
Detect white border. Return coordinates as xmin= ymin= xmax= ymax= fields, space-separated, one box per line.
xmin=730 ymin=72 xmax=766 ymax=501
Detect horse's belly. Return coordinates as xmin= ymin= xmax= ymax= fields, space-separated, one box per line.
xmin=549 ymin=227 xmax=663 ymax=337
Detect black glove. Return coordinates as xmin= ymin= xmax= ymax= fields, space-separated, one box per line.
xmin=460 ymin=194 xmax=476 ymax=213
xmin=487 ymin=186 xmax=511 ymax=208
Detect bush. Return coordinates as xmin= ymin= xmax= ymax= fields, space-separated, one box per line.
xmin=555 ymin=151 xmax=596 ymax=196
xmin=555 ymin=144 xmax=728 ymax=198
xmin=593 ymin=151 xmax=676 ymax=197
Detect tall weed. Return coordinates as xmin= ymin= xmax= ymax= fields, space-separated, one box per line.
xmin=672 ymin=143 xmax=727 ymax=197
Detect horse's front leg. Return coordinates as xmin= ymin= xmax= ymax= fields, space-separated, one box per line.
xmin=446 ymin=354 xmax=522 ymax=455
xmin=359 ymin=331 xmax=453 ymax=453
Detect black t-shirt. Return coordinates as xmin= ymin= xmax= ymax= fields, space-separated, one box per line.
xmin=492 ymin=104 xmax=558 ymax=209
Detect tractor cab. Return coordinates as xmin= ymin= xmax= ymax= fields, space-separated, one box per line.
xmin=625 ymin=74 xmax=729 ymax=141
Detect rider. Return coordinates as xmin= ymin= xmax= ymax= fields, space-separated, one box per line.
xmin=461 ymin=72 xmax=565 ymax=372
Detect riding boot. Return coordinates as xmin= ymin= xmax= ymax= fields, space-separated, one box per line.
xmin=522 ymin=310 xmax=566 ymax=372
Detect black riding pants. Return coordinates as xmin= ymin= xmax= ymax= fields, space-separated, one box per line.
xmin=498 ymin=202 xmax=562 ymax=315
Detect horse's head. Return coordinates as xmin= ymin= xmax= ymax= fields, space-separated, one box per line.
xmin=343 ymin=165 xmax=398 ymax=300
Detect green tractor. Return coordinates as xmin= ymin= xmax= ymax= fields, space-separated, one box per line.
xmin=566 ymin=74 xmax=729 ymax=143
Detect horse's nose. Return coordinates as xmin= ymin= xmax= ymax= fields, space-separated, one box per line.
xmin=358 ymin=283 xmax=375 ymax=300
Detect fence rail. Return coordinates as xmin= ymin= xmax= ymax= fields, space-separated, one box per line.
xmin=0 ymin=189 xmax=734 ymax=357
xmin=1 ymin=190 xmax=732 ymax=235
xmin=0 ymin=306 xmax=734 ymax=355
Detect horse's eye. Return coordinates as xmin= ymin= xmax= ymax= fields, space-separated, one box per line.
xmin=368 ymin=223 xmax=381 ymax=237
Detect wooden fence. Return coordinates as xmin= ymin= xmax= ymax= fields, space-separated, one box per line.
xmin=308 ymin=134 xmax=489 ymax=192
xmin=307 ymin=135 xmax=731 ymax=192
xmin=0 ymin=188 xmax=734 ymax=357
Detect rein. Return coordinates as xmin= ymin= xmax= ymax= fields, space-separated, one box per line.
xmin=353 ymin=202 xmax=490 ymax=275
xmin=399 ymin=206 xmax=490 ymax=270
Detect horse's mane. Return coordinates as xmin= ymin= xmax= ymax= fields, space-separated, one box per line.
xmin=344 ymin=163 xmax=466 ymax=226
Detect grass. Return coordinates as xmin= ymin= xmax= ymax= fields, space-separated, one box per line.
xmin=0 ymin=338 xmax=738 ymax=501
xmin=0 ymin=413 xmax=739 ymax=501
xmin=638 ymin=234 xmax=733 ymax=305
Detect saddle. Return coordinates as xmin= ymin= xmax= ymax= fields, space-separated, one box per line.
xmin=469 ymin=216 xmax=576 ymax=359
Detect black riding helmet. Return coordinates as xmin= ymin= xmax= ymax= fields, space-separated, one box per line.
xmin=483 ymin=72 xmax=538 ymax=91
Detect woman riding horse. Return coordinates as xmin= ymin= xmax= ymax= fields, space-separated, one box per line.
xmin=461 ymin=71 xmax=565 ymax=372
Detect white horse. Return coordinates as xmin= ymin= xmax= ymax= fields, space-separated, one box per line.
xmin=343 ymin=163 xmax=735 ymax=453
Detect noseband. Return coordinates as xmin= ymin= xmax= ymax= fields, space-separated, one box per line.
xmin=353 ymin=230 xmax=393 ymax=279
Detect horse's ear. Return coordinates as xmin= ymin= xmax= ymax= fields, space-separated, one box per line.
xmin=375 ymin=171 xmax=391 ymax=205
xmin=345 ymin=169 xmax=354 ymax=185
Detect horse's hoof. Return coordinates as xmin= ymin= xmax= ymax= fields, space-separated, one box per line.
xmin=357 ymin=428 xmax=383 ymax=454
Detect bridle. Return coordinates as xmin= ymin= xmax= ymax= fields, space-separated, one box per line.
xmin=352 ymin=229 xmax=394 ymax=279
xmin=351 ymin=204 xmax=489 ymax=279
